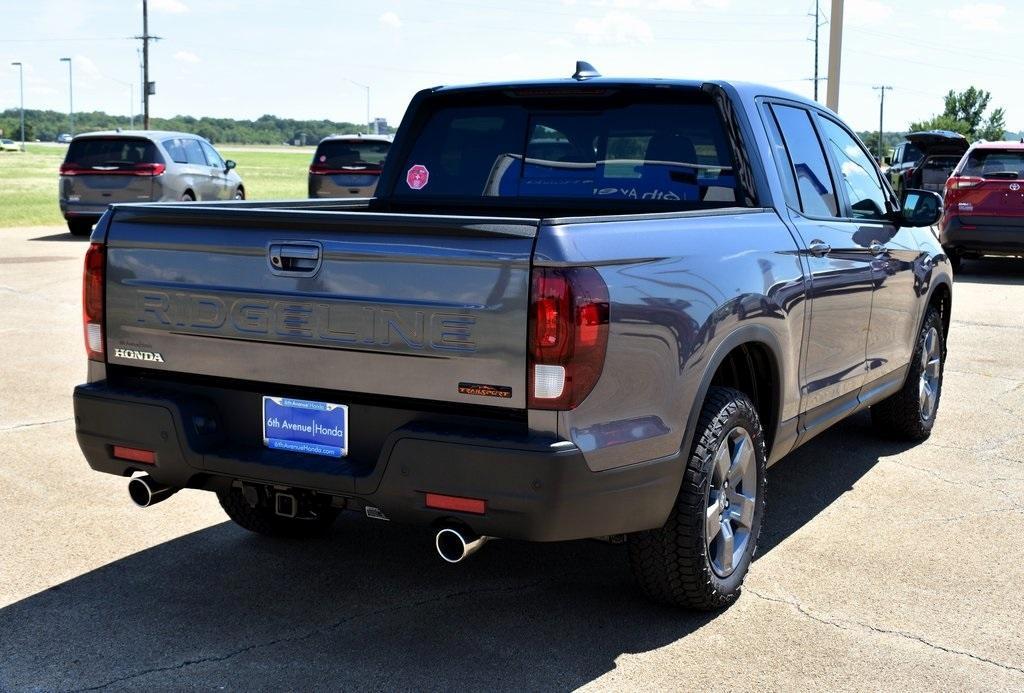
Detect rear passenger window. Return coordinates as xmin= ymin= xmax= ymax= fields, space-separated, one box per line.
xmin=163 ymin=138 xmax=188 ymax=164
xmin=183 ymin=139 xmax=207 ymax=166
xmin=771 ymin=104 xmax=838 ymax=217
xmin=762 ymin=106 xmax=800 ymax=211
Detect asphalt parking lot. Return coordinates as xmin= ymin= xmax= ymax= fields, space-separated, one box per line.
xmin=1 ymin=224 xmax=1023 ymax=691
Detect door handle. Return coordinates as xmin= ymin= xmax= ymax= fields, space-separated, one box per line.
xmin=808 ymin=240 xmax=831 ymax=257
xmin=268 ymin=242 xmax=322 ymax=274
xmin=869 ymin=241 xmax=887 ymax=255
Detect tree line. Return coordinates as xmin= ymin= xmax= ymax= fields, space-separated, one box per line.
xmin=0 ymin=109 xmax=393 ymax=144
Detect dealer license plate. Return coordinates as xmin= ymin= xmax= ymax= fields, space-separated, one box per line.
xmin=262 ymin=396 xmax=348 ymax=458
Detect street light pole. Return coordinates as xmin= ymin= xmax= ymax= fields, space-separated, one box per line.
xmin=345 ymin=79 xmax=371 ymax=133
xmin=60 ymin=57 xmax=74 ymax=135
xmin=10 ymin=62 xmax=24 ymax=150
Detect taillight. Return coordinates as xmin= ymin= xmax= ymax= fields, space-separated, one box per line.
xmin=308 ymin=163 xmax=381 ymax=175
xmin=82 ymin=242 xmax=105 ymax=361
xmin=60 ymin=162 xmax=164 ymax=176
xmin=950 ymin=176 xmax=983 ymax=189
xmin=527 ymin=267 xmax=609 ymax=410
xmin=132 ymin=162 xmax=165 ymax=176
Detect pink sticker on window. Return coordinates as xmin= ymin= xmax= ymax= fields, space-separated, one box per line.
xmin=406 ymin=164 xmax=430 ymax=190
xmin=319 ymin=155 xmax=326 ymax=162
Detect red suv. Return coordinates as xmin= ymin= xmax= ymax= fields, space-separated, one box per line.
xmin=941 ymin=141 xmax=1024 ymax=270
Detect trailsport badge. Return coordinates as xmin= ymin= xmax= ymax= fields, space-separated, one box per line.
xmin=406 ymin=164 xmax=429 ymax=190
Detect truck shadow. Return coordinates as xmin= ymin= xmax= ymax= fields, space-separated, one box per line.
xmin=0 ymin=411 xmax=913 ymax=691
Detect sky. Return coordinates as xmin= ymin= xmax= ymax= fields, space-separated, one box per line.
xmin=1 ymin=0 xmax=1021 ymax=134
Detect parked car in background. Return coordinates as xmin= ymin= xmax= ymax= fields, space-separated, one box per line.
xmin=308 ymin=134 xmax=391 ymax=198
xmin=940 ymin=140 xmax=1024 ymax=270
xmin=59 ymin=131 xmax=244 ymax=236
xmin=57 ymin=133 xmax=73 ymax=144
xmin=887 ymin=130 xmax=968 ymax=199
xmin=0 ymin=138 xmax=19 ymax=151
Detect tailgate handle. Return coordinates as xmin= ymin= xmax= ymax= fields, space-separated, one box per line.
xmin=268 ymin=243 xmax=321 ymax=274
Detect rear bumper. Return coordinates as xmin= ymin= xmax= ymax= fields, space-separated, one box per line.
xmin=61 ymin=201 xmax=108 ymax=219
xmin=940 ymin=215 xmax=1024 ymax=255
xmin=73 ymin=380 xmax=682 ymax=542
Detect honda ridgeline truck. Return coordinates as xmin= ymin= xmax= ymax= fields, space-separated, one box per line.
xmin=73 ymin=65 xmax=952 ymax=610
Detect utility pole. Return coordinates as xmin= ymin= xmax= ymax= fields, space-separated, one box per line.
xmin=873 ymin=85 xmax=893 ymax=162
xmin=136 ymin=0 xmax=161 ymax=129
xmin=60 ymin=57 xmax=74 ymax=135
xmin=826 ymin=0 xmax=844 ymax=112
xmin=810 ymin=0 xmax=822 ymax=101
xmin=10 ymin=62 xmax=24 ymax=150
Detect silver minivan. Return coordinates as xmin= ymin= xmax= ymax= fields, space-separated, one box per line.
xmin=59 ymin=131 xmax=245 ymax=236
xmin=308 ymin=134 xmax=391 ymax=198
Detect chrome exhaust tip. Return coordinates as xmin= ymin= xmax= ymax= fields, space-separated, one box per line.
xmin=128 ymin=474 xmax=178 ymax=508
xmin=435 ymin=526 xmax=489 ymax=564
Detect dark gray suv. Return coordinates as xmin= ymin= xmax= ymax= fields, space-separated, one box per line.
xmin=59 ymin=131 xmax=245 ymax=236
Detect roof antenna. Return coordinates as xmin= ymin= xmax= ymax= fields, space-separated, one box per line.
xmin=572 ymin=61 xmax=601 ymax=81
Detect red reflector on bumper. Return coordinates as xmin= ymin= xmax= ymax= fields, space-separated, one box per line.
xmin=113 ymin=446 xmax=156 ymax=464
xmin=425 ymin=493 xmax=486 ymax=515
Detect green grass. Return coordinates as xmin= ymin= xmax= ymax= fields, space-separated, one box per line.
xmin=0 ymin=144 xmax=65 ymax=228
xmin=0 ymin=143 xmax=316 ymax=228
xmin=219 ymin=147 xmax=313 ymax=201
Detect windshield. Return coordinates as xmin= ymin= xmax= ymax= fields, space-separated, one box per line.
xmin=313 ymin=139 xmax=390 ymax=170
xmin=392 ymin=91 xmax=740 ymax=208
xmin=65 ymin=138 xmax=159 ymax=169
xmin=961 ymin=150 xmax=1024 ymax=179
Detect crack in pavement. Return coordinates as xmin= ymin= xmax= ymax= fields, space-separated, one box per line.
xmin=65 ymin=576 xmax=557 ymax=692
xmin=0 ymin=417 xmax=73 ymax=433
xmin=745 ymin=588 xmax=1024 ymax=676
xmin=0 ymin=417 xmax=74 ymax=433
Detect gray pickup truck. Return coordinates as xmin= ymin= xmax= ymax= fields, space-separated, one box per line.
xmin=73 ymin=66 xmax=952 ymax=610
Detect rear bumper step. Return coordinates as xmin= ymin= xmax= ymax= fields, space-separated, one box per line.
xmin=73 ymin=381 xmax=681 ymax=542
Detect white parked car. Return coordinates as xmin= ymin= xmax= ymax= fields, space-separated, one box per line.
xmin=0 ymin=138 xmax=20 ymax=152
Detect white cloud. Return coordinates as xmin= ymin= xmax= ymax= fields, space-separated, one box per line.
xmin=150 ymin=0 xmax=190 ymax=13
xmin=575 ymin=11 xmax=653 ymax=44
xmin=174 ymin=50 xmax=201 ymax=64
xmin=379 ymin=11 xmax=401 ymax=29
xmin=945 ymin=2 xmax=1006 ymax=31
xmin=845 ymin=0 xmax=893 ymax=25
xmin=73 ymin=55 xmax=103 ymax=82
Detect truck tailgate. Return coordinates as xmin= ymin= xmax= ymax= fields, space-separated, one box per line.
xmin=102 ymin=205 xmax=538 ymax=409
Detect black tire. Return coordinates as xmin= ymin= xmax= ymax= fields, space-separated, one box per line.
xmin=217 ymin=488 xmax=339 ymax=538
xmin=67 ymin=219 xmax=93 ymax=237
xmin=234 ymin=187 xmax=245 ymax=200
xmin=871 ymin=306 xmax=945 ymax=441
xmin=628 ymin=386 xmax=767 ymax=610
xmin=180 ymin=191 xmax=195 ymax=202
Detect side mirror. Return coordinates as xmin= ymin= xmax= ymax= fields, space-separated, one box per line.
xmin=224 ymin=159 xmax=236 ymax=171
xmin=899 ymin=189 xmax=942 ymax=227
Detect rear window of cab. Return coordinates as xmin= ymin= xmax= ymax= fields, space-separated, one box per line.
xmin=391 ymin=90 xmax=740 ymax=207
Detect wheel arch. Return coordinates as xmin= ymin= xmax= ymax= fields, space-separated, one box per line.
xmin=927 ymin=279 xmax=952 ymax=340
xmin=681 ymin=325 xmax=785 ymax=470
